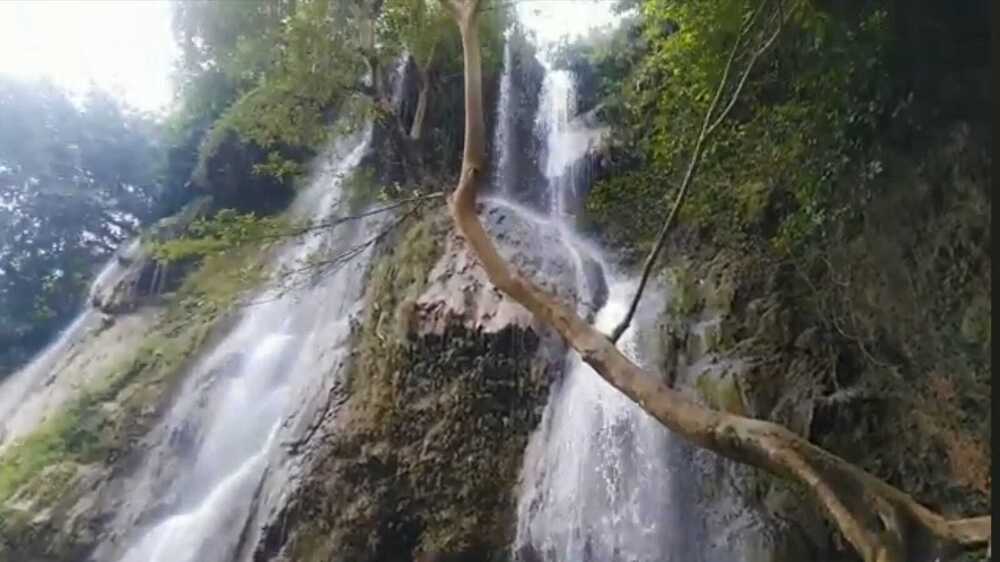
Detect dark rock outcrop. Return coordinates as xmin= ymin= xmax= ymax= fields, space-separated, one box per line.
xmin=90 ymin=196 xmax=213 ymax=314
xmin=253 ymin=205 xmax=569 ymax=562
xmin=265 ymin=325 xmax=556 ymax=562
xmin=490 ymin=31 xmax=546 ymax=209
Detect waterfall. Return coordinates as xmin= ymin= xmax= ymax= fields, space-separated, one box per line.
xmin=103 ymin=125 xmax=383 ymax=562
xmin=0 ymin=238 xmax=139 ymax=447
xmin=515 ymin=280 xmax=695 ymax=562
xmin=390 ymin=51 xmax=410 ymax=110
xmin=533 ymin=66 xmax=604 ymax=220
xmin=492 ymin=34 xmax=515 ymax=196
xmin=500 ymin=5 xmax=705 ymax=561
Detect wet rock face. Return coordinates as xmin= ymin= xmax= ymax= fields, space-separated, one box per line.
xmin=417 ymin=201 xmax=586 ymax=335
xmin=264 ymin=326 xmax=558 ymax=562
xmin=651 ymin=255 xmax=837 ymax=562
xmin=89 ymin=254 xmax=171 ymax=314
xmin=490 ymin=35 xmax=546 ymax=209
xmin=90 ymin=196 xmax=213 ymax=314
xmin=251 ymin=207 xmax=565 ymax=562
xmin=0 ymin=307 xmax=232 ymax=562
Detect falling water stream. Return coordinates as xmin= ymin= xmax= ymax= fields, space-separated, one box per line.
xmin=2 ymin=6 xmax=743 ymax=560
xmin=0 ymin=239 xmax=140 ymax=448
xmin=492 ymin=33 xmax=515 ymax=195
xmin=105 ymin=125 xmax=382 ymax=562
xmin=498 ymin=4 xmax=707 ymax=561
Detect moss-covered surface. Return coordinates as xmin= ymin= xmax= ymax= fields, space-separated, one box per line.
xmin=573 ymin=8 xmax=990 ymax=553
xmin=0 ymin=245 xmax=267 ymax=562
xmin=654 ymin=142 xmax=991 ymax=556
xmin=294 ymin=326 xmax=552 ymax=562
xmin=276 ymin=208 xmax=557 ymax=562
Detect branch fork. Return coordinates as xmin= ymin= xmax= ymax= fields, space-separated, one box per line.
xmin=441 ymin=2 xmax=991 ymax=560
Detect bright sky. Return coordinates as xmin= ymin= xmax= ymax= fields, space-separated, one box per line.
xmin=0 ymin=0 xmax=614 ymax=114
xmin=0 ymin=0 xmax=178 ymax=114
xmin=515 ymin=0 xmax=620 ymax=45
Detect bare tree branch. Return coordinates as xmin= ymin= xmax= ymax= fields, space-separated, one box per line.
xmin=609 ymin=0 xmax=787 ymax=343
xmin=443 ymin=2 xmax=992 ymax=561
xmin=240 ymin=201 xmax=429 ymax=308
xmin=281 ymin=192 xmax=444 ymax=239
xmin=705 ymin=4 xmax=784 ymax=137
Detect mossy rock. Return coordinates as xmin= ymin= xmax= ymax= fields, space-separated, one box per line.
xmin=276 ymin=205 xmax=557 ymax=562
xmin=694 ymin=369 xmax=747 ymax=416
xmin=959 ymin=295 xmax=991 ymax=348
xmin=702 ymin=259 xmax=739 ymax=316
xmin=665 ymin=264 xmax=704 ymax=317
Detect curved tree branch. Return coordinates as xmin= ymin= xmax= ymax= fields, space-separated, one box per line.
xmin=442 ymin=2 xmax=991 ymax=561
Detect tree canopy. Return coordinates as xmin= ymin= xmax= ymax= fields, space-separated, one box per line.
xmin=0 ymin=78 xmax=164 ymax=374
xmin=166 ymin=0 xmax=507 ymax=199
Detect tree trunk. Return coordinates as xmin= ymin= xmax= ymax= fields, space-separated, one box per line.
xmin=441 ymin=2 xmax=991 ymax=561
xmin=409 ymin=65 xmax=431 ymax=141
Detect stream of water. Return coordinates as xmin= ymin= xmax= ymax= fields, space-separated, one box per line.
xmin=499 ymin=5 xmax=705 ymax=560
xmin=3 ymin=7 xmax=728 ymax=560
xmin=0 ymin=239 xmax=140 ymax=447
xmin=110 ymin=125 xmax=382 ymax=562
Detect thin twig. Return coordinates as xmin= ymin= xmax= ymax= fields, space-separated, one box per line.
xmin=262 ymin=192 xmax=445 ymax=241
xmin=705 ymin=5 xmax=784 ymax=137
xmin=609 ymin=0 xmax=786 ymax=342
xmin=244 ymin=200 xmax=430 ymax=306
xmin=239 ymin=202 xmax=428 ymax=307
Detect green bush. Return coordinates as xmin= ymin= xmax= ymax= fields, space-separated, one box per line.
xmin=581 ymin=1 xmax=897 ymax=253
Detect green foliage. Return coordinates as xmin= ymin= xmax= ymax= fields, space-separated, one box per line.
xmin=0 ymin=334 xmax=188 ymax=509
xmin=347 ymin=209 xmax=444 ymax=415
xmin=253 ymin=152 xmax=305 ymax=181
xmin=220 ymin=0 xmax=367 ymax=151
xmin=0 ymin=78 xmax=164 ymax=376
xmin=167 ymin=0 xmax=361 ymax=211
xmin=382 ymin=0 xmax=458 ymax=70
xmin=170 ymin=0 xmax=508 ymax=202
xmin=150 ymin=209 xmax=287 ymax=263
xmin=153 ymin=155 xmax=430 ymax=273
xmin=577 ymin=0 xmax=990 ymax=529
xmin=169 ymin=242 xmax=269 ymax=319
xmin=0 ymin=396 xmax=104 ymax=506
xmin=151 ymin=157 xmax=429 ymax=288
xmin=159 ymin=1 xmax=297 ymax=212
xmin=342 ymin=166 xmax=381 ymax=213
xmin=582 ymin=0 xmax=897 ymax=253
xmin=551 ymin=15 xmax=645 ymax=114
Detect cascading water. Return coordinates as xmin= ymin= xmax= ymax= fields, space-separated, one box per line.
xmin=390 ymin=51 xmax=411 ymax=109
xmin=492 ymin=34 xmax=515 ymax=196
xmin=497 ymin=5 xmax=707 ymax=561
xmin=516 ymin=280 xmax=698 ymax=562
xmin=0 ymin=238 xmax=140 ymax=447
xmin=535 ymin=68 xmax=584 ymax=218
xmin=102 ymin=125 xmax=384 ymax=562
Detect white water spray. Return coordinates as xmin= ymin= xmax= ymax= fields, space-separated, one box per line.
xmin=112 ymin=125 xmax=382 ymax=562
xmin=500 ymin=5 xmax=698 ymax=561
xmin=0 ymin=238 xmax=140 ymax=447
xmin=493 ymin=34 xmax=515 ymax=196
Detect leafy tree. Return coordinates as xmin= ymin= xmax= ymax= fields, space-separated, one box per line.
xmin=160 ymin=1 xmax=300 ymax=214
xmin=383 ymin=0 xmax=461 ymax=140
xmin=167 ymin=0 xmax=507 ymax=203
xmin=0 ymin=78 xmax=163 ymax=375
xmin=580 ymin=0 xmax=898 ymax=253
